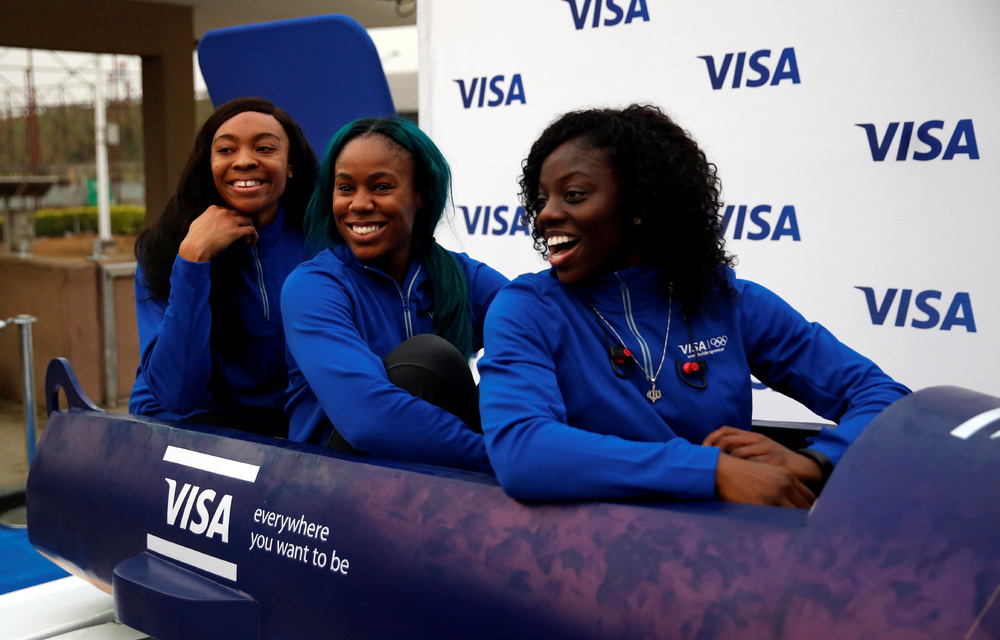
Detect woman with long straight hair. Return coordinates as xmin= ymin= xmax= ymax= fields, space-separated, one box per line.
xmin=130 ymin=97 xmax=317 ymax=436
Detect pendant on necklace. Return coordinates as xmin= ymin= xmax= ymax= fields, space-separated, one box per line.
xmin=646 ymin=384 xmax=662 ymax=403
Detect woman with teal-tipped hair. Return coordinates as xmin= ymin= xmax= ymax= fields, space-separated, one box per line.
xmin=282 ymin=117 xmax=507 ymax=471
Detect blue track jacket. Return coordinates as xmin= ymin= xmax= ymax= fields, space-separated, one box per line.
xmin=282 ymin=244 xmax=508 ymax=472
xmin=479 ymin=266 xmax=910 ymax=501
xmin=129 ymin=206 xmax=305 ymax=426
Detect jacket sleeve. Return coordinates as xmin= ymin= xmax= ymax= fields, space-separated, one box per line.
xmin=134 ymin=256 xmax=214 ymax=415
xmin=281 ymin=266 xmax=491 ymax=472
xmin=738 ymin=280 xmax=911 ymax=465
xmin=479 ymin=282 xmax=719 ymax=501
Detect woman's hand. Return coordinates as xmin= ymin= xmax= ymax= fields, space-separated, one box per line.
xmin=714 ymin=452 xmax=816 ymax=508
xmin=178 ymin=205 xmax=259 ymax=262
xmin=703 ymin=426 xmax=823 ymax=485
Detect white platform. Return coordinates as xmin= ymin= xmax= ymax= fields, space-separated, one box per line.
xmin=0 ymin=577 xmax=146 ymax=640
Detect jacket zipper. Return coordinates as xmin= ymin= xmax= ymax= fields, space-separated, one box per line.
xmin=615 ymin=272 xmax=652 ymax=378
xmin=250 ymin=245 xmax=270 ymax=322
xmin=364 ymin=263 xmax=422 ymax=339
xmin=400 ymin=264 xmax=421 ymax=338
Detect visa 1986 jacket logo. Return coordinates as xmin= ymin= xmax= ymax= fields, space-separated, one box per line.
xmin=562 ymin=0 xmax=649 ymax=29
xmin=698 ymin=48 xmax=800 ymax=90
xmin=855 ymin=287 xmax=976 ymax=332
xmin=855 ymin=120 xmax=979 ymax=161
xmin=454 ymin=74 xmax=526 ymax=109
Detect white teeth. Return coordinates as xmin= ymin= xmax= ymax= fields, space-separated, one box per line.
xmin=233 ymin=180 xmax=261 ymax=188
xmin=547 ymin=235 xmax=575 ymax=248
xmin=351 ymin=224 xmax=382 ymax=236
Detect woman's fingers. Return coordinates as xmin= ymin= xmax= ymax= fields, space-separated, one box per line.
xmin=241 ymin=225 xmax=260 ymax=245
xmin=787 ymin=476 xmax=816 ymax=508
xmin=715 ymin=454 xmax=816 ymax=508
xmin=702 ymin=425 xmax=745 ymax=446
xmin=179 ymin=206 xmax=257 ymax=261
xmin=705 ymin=429 xmax=775 ymax=457
xmin=728 ymin=442 xmax=772 ymax=460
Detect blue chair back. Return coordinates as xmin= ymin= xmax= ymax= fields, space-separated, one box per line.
xmin=198 ymin=14 xmax=396 ymax=154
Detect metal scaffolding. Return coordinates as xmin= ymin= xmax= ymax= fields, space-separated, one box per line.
xmin=0 ymin=48 xmax=142 ymax=199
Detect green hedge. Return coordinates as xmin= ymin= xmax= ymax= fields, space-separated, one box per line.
xmin=1 ymin=205 xmax=146 ymax=237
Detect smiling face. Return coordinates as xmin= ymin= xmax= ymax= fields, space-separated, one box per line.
xmin=210 ymin=111 xmax=291 ymax=226
xmin=536 ymin=137 xmax=639 ymax=285
xmin=332 ymin=135 xmax=422 ymax=283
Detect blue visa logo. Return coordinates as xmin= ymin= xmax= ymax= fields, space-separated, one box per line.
xmin=698 ymin=48 xmax=800 ymax=90
xmin=855 ymin=119 xmax=979 ymax=161
xmin=459 ymin=205 xmax=531 ymax=236
xmin=722 ymin=205 xmax=800 ymax=241
xmin=454 ymin=74 xmax=526 ymax=109
xmin=855 ymin=287 xmax=976 ymax=332
xmin=563 ymin=0 xmax=650 ymax=30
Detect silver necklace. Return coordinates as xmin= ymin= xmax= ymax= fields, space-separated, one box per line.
xmin=590 ymin=284 xmax=672 ymax=403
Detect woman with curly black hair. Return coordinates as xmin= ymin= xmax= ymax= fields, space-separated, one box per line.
xmin=130 ymin=97 xmax=317 ymax=436
xmin=479 ymin=104 xmax=909 ymax=507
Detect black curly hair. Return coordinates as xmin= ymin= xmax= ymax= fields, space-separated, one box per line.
xmin=518 ymin=104 xmax=735 ymax=314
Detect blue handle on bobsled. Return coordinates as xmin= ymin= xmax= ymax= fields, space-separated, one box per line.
xmin=45 ymin=357 xmax=102 ymax=416
xmin=113 ymin=552 xmax=260 ymax=640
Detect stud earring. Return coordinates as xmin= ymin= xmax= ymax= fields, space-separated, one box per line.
xmin=633 ymin=217 xmax=642 ymax=226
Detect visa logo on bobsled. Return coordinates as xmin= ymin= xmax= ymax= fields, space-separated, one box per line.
xmin=165 ymin=478 xmax=232 ymax=542
xmin=459 ymin=205 xmax=531 ymax=236
xmin=855 ymin=288 xmax=976 ymax=332
xmin=563 ymin=0 xmax=650 ymax=30
xmin=454 ymin=74 xmax=526 ymax=109
xmin=855 ymin=120 xmax=979 ymax=161
xmin=698 ymin=48 xmax=800 ymax=90
xmin=722 ymin=205 xmax=800 ymax=241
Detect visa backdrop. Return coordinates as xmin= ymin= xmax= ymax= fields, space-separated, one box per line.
xmin=418 ymin=0 xmax=1000 ymax=421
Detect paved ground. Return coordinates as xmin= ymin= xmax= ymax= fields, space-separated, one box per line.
xmin=1 ymin=399 xmax=132 ymax=491
xmin=1 ymin=234 xmax=136 ymax=493
xmin=0 ymin=399 xmax=39 ymax=490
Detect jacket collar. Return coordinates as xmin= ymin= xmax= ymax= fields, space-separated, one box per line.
xmin=568 ymin=265 xmax=666 ymax=312
xmin=248 ymin=204 xmax=286 ymax=257
xmin=333 ymin=243 xmax=425 ymax=291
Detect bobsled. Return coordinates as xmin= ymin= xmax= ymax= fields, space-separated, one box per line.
xmin=26 ymin=358 xmax=1000 ymax=639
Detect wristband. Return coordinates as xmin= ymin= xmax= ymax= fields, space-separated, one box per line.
xmin=795 ymin=448 xmax=833 ymax=490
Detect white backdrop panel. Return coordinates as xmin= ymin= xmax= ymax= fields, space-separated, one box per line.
xmin=419 ymin=0 xmax=1000 ymax=421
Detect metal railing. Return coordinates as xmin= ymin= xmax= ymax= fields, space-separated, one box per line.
xmin=0 ymin=314 xmax=38 ymax=464
xmin=99 ymin=261 xmax=136 ymax=408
